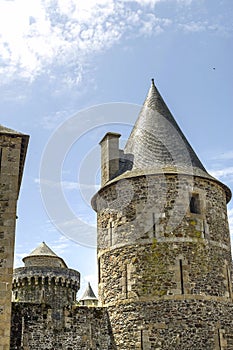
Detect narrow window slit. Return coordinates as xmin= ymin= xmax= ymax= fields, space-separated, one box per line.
xmin=226 ymin=265 xmax=232 ymax=298
xmin=179 ymin=259 xmax=184 ymax=294
xmin=152 ymin=213 xmax=156 ymax=238
xmin=140 ymin=329 xmax=144 ymax=350
xmin=125 ymin=264 xmax=128 ymax=299
xmin=218 ymin=329 xmax=222 ymax=350
xmin=203 ymin=220 xmax=206 ymax=238
xmin=98 ymin=258 xmax=101 ymax=284
xmin=109 ymin=221 xmax=113 ymax=246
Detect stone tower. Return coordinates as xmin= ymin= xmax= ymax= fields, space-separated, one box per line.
xmin=92 ymin=80 xmax=233 ymax=349
xmin=0 ymin=125 xmax=28 ymax=350
xmin=12 ymin=242 xmax=80 ymax=314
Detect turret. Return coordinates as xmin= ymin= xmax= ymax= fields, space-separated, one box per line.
xmin=12 ymin=242 xmax=80 ymax=309
xmin=91 ymin=80 xmax=233 ymax=348
xmin=79 ymin=282 xmax=98 ymax=306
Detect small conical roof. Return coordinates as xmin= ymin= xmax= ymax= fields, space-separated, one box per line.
xmin=80 ymin=282 xmax=97 ymax=301
xmin=124 ymin=79 xmax=207 ymax=175
xmin=27 ymin=242 xmax=58 ymax=257
xmin=23 ymin=242 xmax=67 ymax=268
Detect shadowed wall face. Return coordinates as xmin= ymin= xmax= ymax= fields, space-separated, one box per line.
xmin=0 ymin=132 xmax=27 ymax=350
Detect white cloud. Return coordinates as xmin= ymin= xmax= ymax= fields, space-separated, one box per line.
xmin=35 ymin=178 xmax=99 ymax=191
xmin=0 ymin=0 xmax=191 ymax=86
xmin=50 ymin=235 xmax=72 ymax=255
xmin=208 ymin=167 xmax=233 ymax=182
xmin=41 ymin=110 xmax=74 ymax=130
xmin=179 ymin=21 xmax=207 ymax=33
xmin=0 ymin=0 xmax=229 ymax=87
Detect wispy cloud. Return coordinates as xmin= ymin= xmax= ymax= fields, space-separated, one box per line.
xmin=35 ymin=178 xmax=99 ymax=191
xmin=41 ymin=110 xmax=74 ymax=130
xmin=50 ymin=235 xmax=73 ymax=256
xmin=0 ymin=0 xmax=169 ymax=84
xmin=209 ymin=167 xmax=233 ymax=180
xmin=179 ymin=21 xmax=207 ymax=33
xmin=0 ymin=0 xmax=227 ymax=87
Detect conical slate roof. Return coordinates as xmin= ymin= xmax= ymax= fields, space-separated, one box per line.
xmin=124 ymin=79 xmax=207 ymax=175
xmin=80 ymin=282 xmax=97 ymax=301
xmin=27 ymin=242 xmax=58 ymax=257
xmin=23 ymin=242 xmax=67 ymax=268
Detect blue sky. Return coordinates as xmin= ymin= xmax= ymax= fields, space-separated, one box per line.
xmin=0 ymin=0 xmax=232 ymax=298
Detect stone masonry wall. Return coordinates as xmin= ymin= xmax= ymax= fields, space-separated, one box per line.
xmin=99 ymin=242 xmax=232 ymax=305
xmin=107 ymin=298 xmax=233 ymax=349
xmin=96 ymin=175 xmax=230 ymax=251
xmin=95 ymin=174 xmax=232 ymax=305
xmin=10 ymin=303 xmax=116 ymax=350
xmin=0 ymin=135 xmax=23 ymax=350
xmin=94 ymin=173 xmax=233 ymax=348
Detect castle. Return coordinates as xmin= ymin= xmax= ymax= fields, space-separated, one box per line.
xmin=0 ymin=79 xmax=232 ymax=349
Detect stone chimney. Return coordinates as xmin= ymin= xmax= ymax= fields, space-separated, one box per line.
xmin=99 ymin=132 xmax=121 ymax=186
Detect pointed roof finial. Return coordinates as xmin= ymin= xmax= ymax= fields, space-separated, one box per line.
xmin=151 ymin=78 xmax=155 ymax=86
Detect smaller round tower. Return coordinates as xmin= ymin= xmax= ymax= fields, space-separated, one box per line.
xmin=12 ymin=242 xmax=80 ymax=309
xmin=79 ymin=282 xmax=98 ymax=306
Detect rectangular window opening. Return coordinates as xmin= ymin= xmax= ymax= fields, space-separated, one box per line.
xmin=190 ymin=193 xmax=201 ymax=214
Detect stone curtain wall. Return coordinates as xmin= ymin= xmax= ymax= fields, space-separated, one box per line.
xmin=107 ymin=299 xmax=233 ymax=349
xmin=0 ymin=135 xmax=23 ymax=350
xmin=10 ymin=303 xmax=116 ymax=350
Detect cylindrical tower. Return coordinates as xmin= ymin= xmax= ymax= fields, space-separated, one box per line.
xmin=12 ymin=242 xmax=80 ymax=309
xmin=92 ymin=80 xmax=233 ymax=349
